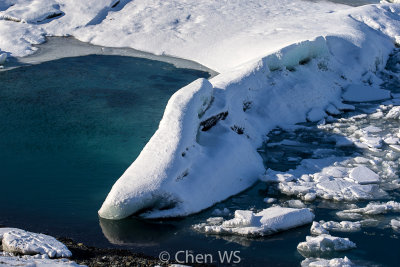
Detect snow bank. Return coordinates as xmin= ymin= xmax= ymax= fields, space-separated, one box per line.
xmin=2 ymin=229 xmax=72 ymax=258
xmin=297 ymin=234 xmax=356 ymax=256
xmin=0 ymin=0 xmax=62 ymax=23
xmin=193 ymin=206 xmax=314 ymax=236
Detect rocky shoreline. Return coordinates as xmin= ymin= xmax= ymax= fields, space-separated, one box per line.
xmin=0 ymin=226 xmax=214 ymax=267
xmin=58 ymin=237 xmax=216 ymax=267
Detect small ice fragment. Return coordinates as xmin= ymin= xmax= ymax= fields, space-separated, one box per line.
xmin=297 ymin=234 xmax=356 ymax=256
xmin=263 ymin=197 xmax=276 ymax=204
xmin=301 ymin=256 xmax=354 ymax=267
xmin=353 ymin=157 xmax=369 ymax=164
xmin=321 ymin=221 xmax=361 ymax=232
xmin=310 ymin=221 xmax=329 ymax=235
xmin=341 ymin=201 xmax=400 ymax=215
xmin=385 ymin=106 xmax=400 ymax=119
xmin=348 ymin=166 xmax=380 ymax=184
xmin=287 ymin=199 xmax=306 ymax=208
xmin=303 ymin=193 xmax=317 ymax=202
xmin=389 ymin=144 xmax=400 ymax=152
xmin=391 ymin=219 xmax=400 ymax=230
xmin=383 ymin=136 xmax=399 ymax=145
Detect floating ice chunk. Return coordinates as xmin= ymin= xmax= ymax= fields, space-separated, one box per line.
xmin=301 ymin=256 xmax=354 ymax=267
xmin=194 ymin=207 xmax=314 ymax=236
xmin=391 ymin=219 xmax=400 ymax=230
xmin=336 ymin=211 xmax=363 ymax=220
xmin=310 ymin=221 xmax=329 ymax=235
xmin=348 ymin=166 xmax=380 ymax=184
xmin=341 ymin=201 xmax=400 ymax=215
xmin=0 ymin=53 xmax=6 ymax=65
xmin=385 ymin=106 xmax=400 ymax=119
xmin=342 ymin=84 xmax=391 ymax=102
xmin=297 ymin=234 xmax=356 ymax=256
xmin=321 ymin=221 xmax=361 ymax=232
xmin=303 ymin=193 xmax=317 ymax=202
xmin=321 ymin=166 xmax=348 ymax=178
xmin=353 ymin=157 xmax=370 ymax=164
xmin=389 ymin=144 xmax=400 ymax=152
xmin=263 ymin=197 xmax=276 ymax=204
xmin=2 ymin=229 xmax=72 ymax=258
xmin=359 ymin=136 xmax=382 ymax=148
xmin=287 ymin=199 xmax=306 ymax=208
xmin=316 ymin=179 xmax=355 ymax=193
xmin=383 ymin=136 xmax=399 ymax=145
xmin=370 ymin=110 xmax=384 ymax=119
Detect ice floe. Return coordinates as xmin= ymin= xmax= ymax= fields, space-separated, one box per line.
xmin=297 ymin=234 xmax=356 ymax=256
xmin=340 ymin=201 xmax=400 ymax=215
xmin=311 ymin=221 xmax=361 ymax=235
xmin=193 ymin=207 xmax=314 ymax=236
xmin=391 ymin=218 xmax=400 ymax=230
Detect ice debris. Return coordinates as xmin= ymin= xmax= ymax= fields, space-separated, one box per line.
xmin=301 ymin=256 xmax=354 ymax=267
xmin=194 ymin=207 xmax=314 ymax=236
xmin=341 ymin=201 xmax=400 ymax=215
xmin=297 ymin=234 xmax=356 ymax=256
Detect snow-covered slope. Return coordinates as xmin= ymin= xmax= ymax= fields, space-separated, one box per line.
xmin=1 ymin=1 xmax=400 ymax=219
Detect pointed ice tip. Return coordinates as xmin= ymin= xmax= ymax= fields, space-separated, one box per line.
xmin=0 ymin=53 xmax=7 ymax=65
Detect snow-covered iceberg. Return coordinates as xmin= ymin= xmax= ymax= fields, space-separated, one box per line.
xmin=2 ymin=0 xmax=400 ymax=219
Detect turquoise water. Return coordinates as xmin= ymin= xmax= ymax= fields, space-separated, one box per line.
xmin=0 ymin=54 xmax=209 ymax=236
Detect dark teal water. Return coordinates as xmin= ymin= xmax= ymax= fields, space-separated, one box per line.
xmin=0 ymin=54 xmax=209 ymax=237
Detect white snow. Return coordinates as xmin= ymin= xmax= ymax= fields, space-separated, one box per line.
xmin=297 ymin=234 xmax=356 ymax=256
xmin=193 ymin=206 xmax=314 ymax=236
xmin=342 ymin=84 xmax=391 ymax=102
xmin=2 ymin=229 xmax=72 ymax=258
xmin=310 ymin=222 xmax=329 ymax=235
xmin=301 ymin=256 xmax=354 ymax=267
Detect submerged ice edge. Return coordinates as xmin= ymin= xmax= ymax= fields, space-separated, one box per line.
xmin=99 ymin=4 xmax=400 ymax=220
xmin=2 ymin=37 xmax=218 ymax=77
